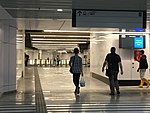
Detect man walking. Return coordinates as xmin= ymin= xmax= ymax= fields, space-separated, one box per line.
xmin=69 ymin=48 xmax=83 ymax=95
xmin=102 ymin=47 xmax=123 ymax=95
xmin=135 ymin=50 xmax=149 ymax=88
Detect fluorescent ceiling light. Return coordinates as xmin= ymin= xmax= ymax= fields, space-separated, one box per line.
xmin=16 ymin=40 xmax=22 ymax=42
xmin=92 ymin=31 xmax=149 ymax=35
xmin=32 ymin=41 xmax=87 ymax=44
xmin=34 ymin=46 xmax=75 ymax=48
xmin=30 ymin=35 xmax=90 ymax=38
xmin=44 ymin=30 xmax=90 ymax=33
xmin=111 ymin=32 xmax=147 ymax=35
xmin=16 ymin=41 xmax=23 ymax=43
xmin=33 ymin=46 xmax=77 ymax=49
xmin=34 ymin=45 xmax=76 ymax=47
xmin=17 ymin=35 xmax=23 ymax=37
xmin=33 ymin=44 xmax=78 ymax=46
xmin=33 ymin=48 xmax=76 ymax=50
xmin=32 ymin=38 xmax=89 ymax=41
xmin=57 ymin=9 xmax=63 ymax=11
xmin=58 ymin=50 xmax=67 ymax=53
xmin=44 ymin=30 xmax=150 ymax=34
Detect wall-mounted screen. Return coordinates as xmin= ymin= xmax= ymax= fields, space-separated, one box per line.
xmin=119 ymin=35 xmax=133 ymax=49
xmin=119 ymin=35 xmax=145 ymax=49
xmin=134 ymin=36 xmax=145 ymax=49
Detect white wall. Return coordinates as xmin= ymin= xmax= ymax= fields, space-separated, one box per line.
xmin=90 ymin=33 xmax=149 ymax=80
xmin=0 ymin=5 xmax=17 ymax=92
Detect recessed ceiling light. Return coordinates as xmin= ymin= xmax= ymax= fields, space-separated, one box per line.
xmin=57 ymin=9 xmax=63 ymax=11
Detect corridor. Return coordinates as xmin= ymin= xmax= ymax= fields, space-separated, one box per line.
xmin=0 ymin=66 xmax=150 ymax=112
xmin=38 ymin=67 xmax=150 ymax=113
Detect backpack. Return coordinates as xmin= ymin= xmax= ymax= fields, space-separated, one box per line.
xmin=143 ymin=59 xmax=148 ymax=69
xmin=140 ymin=55 xmax=148 ymax=69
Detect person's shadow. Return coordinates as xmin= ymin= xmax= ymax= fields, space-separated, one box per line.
xmin=69 ymin=95 xmax=82 ymax=113
xmin=105 ymin=95 xmax=120 ymax=112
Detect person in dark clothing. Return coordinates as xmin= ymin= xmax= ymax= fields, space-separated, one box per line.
xmin=25 ymin=53 xmax=29 ymax=67
xmin=69 ymin=48 xmax=83 ymax=95
xmin=102 ymin=47 xmax=123 ymax=95
xmin=56 ymin=55 xmax=60 ymax=66
xmin=135 ymin=50 xmax=149 ymax=88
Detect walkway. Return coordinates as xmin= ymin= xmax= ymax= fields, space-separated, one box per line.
xmin=38 ymin=67 xmax=150 ymax=113
xmin=0 ymin=66 xmax=150 ymax=112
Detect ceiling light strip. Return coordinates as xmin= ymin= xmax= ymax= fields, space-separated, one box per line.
xmin=30 ymin=35 xmax=90 ymax=38
xmin=32 ymin=41 xmax=87 ymax=43
xmin=32 ymin=38 xmax=90 ymax=41
xmin=33 ymin=44 xmax=78 ymax=46
xmin=44 ymin=30 xmax=90 ymax=33
xmin=43 ymin=30 xmax=150 ymax=34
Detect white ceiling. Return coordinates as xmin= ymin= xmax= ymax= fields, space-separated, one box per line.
xmin=1 ymin=0 xmax=150 ymax=50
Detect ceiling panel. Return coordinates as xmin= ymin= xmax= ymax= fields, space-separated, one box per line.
xmin=0 ymin=0 xmax=72 ymax=19
xmin=6 ymin=9 xmax=71 ymax=19
xmin=3 ymin=0 xmax=150 ymax=50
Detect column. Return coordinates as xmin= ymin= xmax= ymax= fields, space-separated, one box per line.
xmin=0 ymin=5 xmax=17 ymax=93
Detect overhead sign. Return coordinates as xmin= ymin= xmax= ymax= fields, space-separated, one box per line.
xmin=72 ymin=0 xmax=146 ymax=11
xmin=72 ymin=9 xmax=146 ymax=28
xmin=72 ymin=0 xmax=146 ymax=28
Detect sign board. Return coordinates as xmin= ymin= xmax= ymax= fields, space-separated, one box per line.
xmin=72 ymin=0 xmax=146 ymax=28
xmin=72 ymin=9 xmax=146 ymax=28
xmin=72 ymin=0 xmax=146 ymax=11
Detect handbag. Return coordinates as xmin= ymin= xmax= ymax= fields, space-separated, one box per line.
xmin=106 ymin=68 xmax=111 ymax=77
xmin=69 ymin=56 xmax=75 ymax=74
xmin=80 ymin=76 xmax=85 ymax=87
xmin=70 ymin=67 xmax=73 ymax=73
xmin=105 ymin=55 xmax=112 ymax=77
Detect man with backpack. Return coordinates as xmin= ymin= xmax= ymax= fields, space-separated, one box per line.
xmin=135 ymin=50 xmax=150 ymax=88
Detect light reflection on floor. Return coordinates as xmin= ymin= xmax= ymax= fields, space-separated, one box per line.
xmin=37 ymin=67 xmax=150 ymax=113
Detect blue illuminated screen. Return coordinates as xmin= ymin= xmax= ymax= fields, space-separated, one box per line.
xmin=134 ymin=36 xmax=144 ymax=49
xmin=133 ymin=28 xmax=145 ymax=32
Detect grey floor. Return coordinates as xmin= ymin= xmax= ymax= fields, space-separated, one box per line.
xmin=0 ymin=66 xmax=150 ymax=113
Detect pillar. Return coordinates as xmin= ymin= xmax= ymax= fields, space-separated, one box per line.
xmin=0 ymin=5 xmax=17 ymax=93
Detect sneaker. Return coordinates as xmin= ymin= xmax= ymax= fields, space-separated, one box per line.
xmin=117 ymin=91 xmax=120 ymax=95
xmin=146 ymin=84 xmax=150 ymax=88
xmin=109 ymin=93 xmax=115 ymax=95
xmin=139 ymin=85 xmax=143 ymax=88
xmin=74 ymin=91 xmax=76 ymax=95
xmin=74 ymin=88 xmax=77 ymax=95
xmin=77 ymin=87 xmax=80 ymax=95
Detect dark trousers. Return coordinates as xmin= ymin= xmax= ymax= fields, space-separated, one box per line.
xmin=25 ymin=61 xmax=28 ymax=66
xmin=109 ymin=71 xmax=119 ymax=94
xmin=73 ymin=73 xmax=80 ymax=87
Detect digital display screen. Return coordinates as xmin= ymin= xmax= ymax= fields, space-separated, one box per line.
xmin=119 ymin=35 xmax=133 ymax=49
xmin=133 ymin=28 xmax=145 ymax=32
xmin=134 ymin=36 xmax=144 ymax=49
xmin=119 ymin=35 xmax=145 ymax=49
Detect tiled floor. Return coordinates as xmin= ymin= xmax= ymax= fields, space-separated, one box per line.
xmin=0 ymin=66 xmax=150 ymax=112
xmin=0 ymin=66 xmax=36 ymax=113
xmin=38 ymin=66 xmax=150 ymax=113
